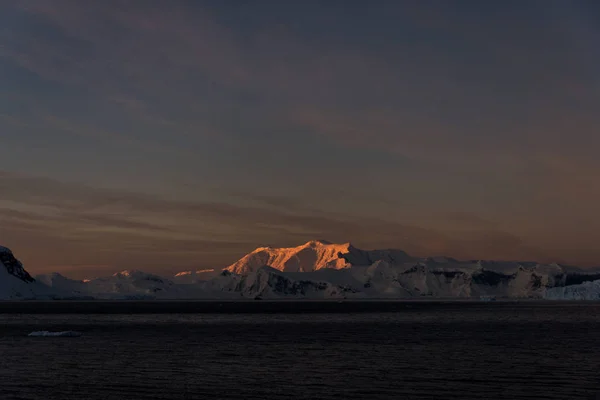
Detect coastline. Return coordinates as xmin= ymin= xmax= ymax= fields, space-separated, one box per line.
xmin=1 ymin=299 xmax=598 ymax=314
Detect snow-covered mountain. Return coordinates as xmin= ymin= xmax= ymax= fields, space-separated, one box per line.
xmin=4 ymin=241 xmax=600 ymax=300
xmin=225 ymin=240 xmax=413 ymax=274
xmin=0 ymin=246 xmax=49 ymax=299
xmin=218 ymin=241 xmax=600 ymax=299
xmin=35 ymin=272 xmax=90 ymax=298
xmin=38 ymin=270 xmax=213 ymax=299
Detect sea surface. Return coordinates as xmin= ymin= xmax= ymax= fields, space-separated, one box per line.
xmin=0 ymin=302 xmax=599 ymax=400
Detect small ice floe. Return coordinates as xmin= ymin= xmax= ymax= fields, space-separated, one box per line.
xmin=28 ymin=331 xmax=82 ymax=337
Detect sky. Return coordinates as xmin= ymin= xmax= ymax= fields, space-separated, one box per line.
xmin=1 ymin=0 xmax=599 ymax=278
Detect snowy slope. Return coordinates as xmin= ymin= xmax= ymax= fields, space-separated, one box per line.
xmin=35 ymin=273 xmax=89 ymax=297
xmin=204 ymin=267 xmax=353 ymax=299
xmin=236 ymin=259 xmax=568 ymax=299
xmin=79 ymin=270 xmax=208 ymax=299
xmin=36 ymin=270 xmax=193 ymax=299
xmin=173 ymin=269 xmax=219 ymax=284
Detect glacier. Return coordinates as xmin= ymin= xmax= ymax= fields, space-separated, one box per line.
xmin=2 ymin=241 xmax=600 ymax=300
xmin=544 ymin=280 xmax=600 ymax=300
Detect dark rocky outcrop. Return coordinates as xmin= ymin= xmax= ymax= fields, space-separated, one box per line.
xmin=0 ymin=247 xmax=34 ymax=283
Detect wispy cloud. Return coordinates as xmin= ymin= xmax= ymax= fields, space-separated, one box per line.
xmin=0 ymin=171 xmax=564 ymax=276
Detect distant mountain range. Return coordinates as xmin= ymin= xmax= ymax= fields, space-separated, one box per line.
xmin=2 ymin=241 xmax=600 ymax=300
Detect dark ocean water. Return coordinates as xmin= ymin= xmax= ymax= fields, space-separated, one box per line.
xmin=1 ymin=303 xmax=599 ymax=400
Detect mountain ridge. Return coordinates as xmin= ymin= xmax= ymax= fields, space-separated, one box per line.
xmin=225 ymin=240 xmax=415 ymax=274
xmin=3 ymin=241 xmax=600 ymax=300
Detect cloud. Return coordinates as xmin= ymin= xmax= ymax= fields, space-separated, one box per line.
xmin=1 ymin=2 xmax=599 ymax=273
xmin=0 ymin=170 xmax=565 ymax=277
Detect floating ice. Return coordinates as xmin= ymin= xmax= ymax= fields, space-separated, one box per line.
xmin=28 ymin=331 xmax=82 ymax=337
